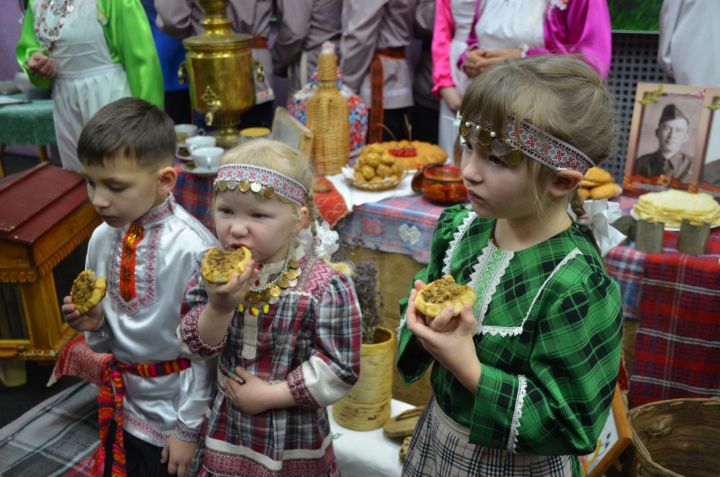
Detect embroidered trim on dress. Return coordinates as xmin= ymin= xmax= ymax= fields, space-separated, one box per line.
xmin=507 ymin=374 xmax=528 ymax=453
xmin=479 ymin=248 xmax=583 ymax=337
xmin=442 ymin=211 xmax=476 ymax=275
xmin=287 ymin=367 xmax=318 ymax=408
xmin=180 ymin=304 xmax=227 ymax=357
xmin=469 ymin=241 xmax=514 ymax=332
xmin=175 ymin=421 xmax=199 ymax=442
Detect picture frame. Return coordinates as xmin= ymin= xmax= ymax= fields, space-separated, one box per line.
xmin=579 ymin=386 xmax=632 ymax=477
xmin=270 ymin=106 xmax=313 ymax=159
xmin=696 ymin=89 xmax=720 ymax=199
xmin=624 ymin=83 xmax=709 ymax=194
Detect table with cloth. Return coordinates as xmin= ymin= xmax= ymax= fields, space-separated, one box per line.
xmin=0 ymin=95 xmax=55 ymax=177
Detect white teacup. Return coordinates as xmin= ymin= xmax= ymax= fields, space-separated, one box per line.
xmin=192 ymin=147 xmax=224 ymax=170
xmin=174 ymin=124 xmax=204 ymax=144
xmin=185 ymin=135 xmax=216 ymax=152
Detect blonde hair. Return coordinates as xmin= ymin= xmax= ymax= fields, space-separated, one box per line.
xmin=219 ymin=139 xmax=321 ymax=233
xmin=459 ymin=55 xmax=616 ymax=217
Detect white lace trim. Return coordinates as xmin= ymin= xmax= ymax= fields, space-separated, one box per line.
xmin=441 ymin=211 xmax=477 ymax=275
xmin=397 ymin=311 xmax=407 ymax=342
xmin=469 ymin=241 xmax=514 ymax=331
xmin=507 ymin=374 xmax=528 ymax=453
xmin=478 ymin=248 xmax=583 ymax=337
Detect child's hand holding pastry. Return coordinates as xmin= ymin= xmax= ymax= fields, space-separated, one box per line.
xmin=62 ymin=269 xmax=106 ymax=331
xmin=202 ymin=247 xmax=256 ymax=315
xmin=406 ymin=280 xmax=481 ymax=393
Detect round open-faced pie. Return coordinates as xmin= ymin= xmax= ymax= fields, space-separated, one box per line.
xmin=70 ymin=269 xmax=107 ymax=315
xmin=414 ymin=275 xmax=476 ymax=320
xmin=201 ymin=247 xmax=253 ymax=285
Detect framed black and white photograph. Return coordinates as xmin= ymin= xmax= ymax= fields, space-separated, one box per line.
xmin=624 ymin=83 xmax=707 ymax=193
xmin=697 ymin=90 xmax=720 ymax=198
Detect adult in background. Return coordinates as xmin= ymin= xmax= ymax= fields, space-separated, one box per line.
xmin=340 ymin=0 xmax=414 ymax=143
xmin=432 ymin=0 xmax=476 ymax=158
xmin=16 ymin=0 xmax=163 ymax=172
xmin=459 ymin=0 xmax=612 ymax=81
xmin=154 ymin=0 xmax=276 ymax=129
xmin=272 ymin=0 xmax=343 ymax=98
xmin=410 ymin=0 xmax=441 ymax=145
xmin=658 ymin=0 xmax=720 ymax=87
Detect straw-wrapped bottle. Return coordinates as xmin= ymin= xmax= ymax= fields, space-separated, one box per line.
xmin=306 ymin=42 xmax=350 ymax=175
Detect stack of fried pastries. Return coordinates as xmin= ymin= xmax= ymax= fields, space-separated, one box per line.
xmin=579 ymin=167 xmax=621 ymax=200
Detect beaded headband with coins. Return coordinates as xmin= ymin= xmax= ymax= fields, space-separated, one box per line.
xmin=459 ymin=116 xmax=595 ymax=174
xmin=213 ymin=164 xmax=308 ymax=206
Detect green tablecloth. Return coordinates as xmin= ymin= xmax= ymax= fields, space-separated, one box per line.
xmin=0 ymin=94 xmax=56 ymax=146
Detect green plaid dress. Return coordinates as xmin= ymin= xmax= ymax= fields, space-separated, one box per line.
xmin=397 ymin=205 xmax=623 ymax=476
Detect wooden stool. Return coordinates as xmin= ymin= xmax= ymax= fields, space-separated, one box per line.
xmin=0 ymin=164 xmax=100 ymax=384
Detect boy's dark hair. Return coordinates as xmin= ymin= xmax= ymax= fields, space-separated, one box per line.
xmin=77 ymin=97 xmax=175 ymax=168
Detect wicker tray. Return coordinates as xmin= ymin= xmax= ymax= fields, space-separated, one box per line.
xmin=629 ymin=397 xmax=720 ymax=477
xmin=342 ymin=167 xmax=405 ymax=192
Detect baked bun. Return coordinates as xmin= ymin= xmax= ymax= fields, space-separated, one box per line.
xmin=201 ymin=247 xmax=253 ymax=285
xmin=70 ymin=269 xmax=107 ymax=314
xmin=414 ymin=275 xmax=476 ymax=320
xmin=590 ymin=182 xmax=622 ymax=200
xmin=584 ymin=167 xmax=614 ymax=184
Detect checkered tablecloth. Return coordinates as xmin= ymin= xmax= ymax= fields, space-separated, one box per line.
xmin=336 ymin=194 xmax=449 ymax=264
xmin=605 ymin=227 xmax=720 ymax=407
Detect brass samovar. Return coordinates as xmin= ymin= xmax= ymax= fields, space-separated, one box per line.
xmin=181 ymin=0 xmax=255 ymax=148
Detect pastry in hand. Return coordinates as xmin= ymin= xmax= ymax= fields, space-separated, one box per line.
xmin=201 ymin=247 xmax=253 ymax=284
xmin=414 ymin=275 xmax=476 ymax=320
xmin=70 ymin=269 xmax=107 ymax=315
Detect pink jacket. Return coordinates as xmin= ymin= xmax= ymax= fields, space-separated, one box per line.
xmin=431 ymin=0 xmax=458 ymax=95
xmin=457 ymin=0 xmax=612 ymax=80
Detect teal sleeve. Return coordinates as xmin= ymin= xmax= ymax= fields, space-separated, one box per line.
xmin=469 ymin=270 xmax=622 ymax=456
xmin=103 ymin=0 xmax=164 ymax=107
xmin=396 ymin=205 xmax=472 ymax=384
xmin=15 ymin=0 xmax=53 ymax=89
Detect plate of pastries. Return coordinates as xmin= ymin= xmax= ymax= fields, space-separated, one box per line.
xmin=344 ymin=144 xmax=407 ymax=191
xmin=578 ymin=167 xmax=622 ymax=200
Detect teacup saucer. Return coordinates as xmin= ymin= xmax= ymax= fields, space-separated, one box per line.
xmin=182 ymin=162 xmax=219 ymax=176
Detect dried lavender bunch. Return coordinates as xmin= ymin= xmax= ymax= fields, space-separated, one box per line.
xmin=353 ymin=260 xmax=383 ymax=344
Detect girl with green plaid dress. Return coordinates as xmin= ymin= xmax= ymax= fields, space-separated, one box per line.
xmin=397 ymin=55 xmax=623 ymax=476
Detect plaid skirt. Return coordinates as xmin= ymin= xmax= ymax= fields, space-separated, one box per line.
xmin=402 ymin=399 xmax=575 ymax=477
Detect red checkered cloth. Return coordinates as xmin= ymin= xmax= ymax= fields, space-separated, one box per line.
xmin=173 ymin=165 xmax=349 ymax=230
xmin=615 ymin=227 xmax=720 ymax=407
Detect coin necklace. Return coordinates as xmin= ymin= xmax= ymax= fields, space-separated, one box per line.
xmin=238 ymin=250 xmax=303 ymax=316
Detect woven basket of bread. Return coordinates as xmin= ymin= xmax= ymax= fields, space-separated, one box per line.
xmin=306 ymin=44 xmax=349 ymax=176
xmin=628 ymin=397 xmax=720 ymax=477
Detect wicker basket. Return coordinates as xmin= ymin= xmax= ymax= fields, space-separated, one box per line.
xmin=306 ymin=44 xmax=350 ymax=176
xmin=628 ymin=397 xmax=720 ymax=477
xmin=333 ymin=326 xmax=395 ymax=431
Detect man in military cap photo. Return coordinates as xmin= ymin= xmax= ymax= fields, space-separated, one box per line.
xmin=634 ymin=103 xmax=693 ymax=182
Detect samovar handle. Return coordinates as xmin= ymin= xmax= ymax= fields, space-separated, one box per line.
xmin=178 ymin=63 xmax=186 ymax=84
